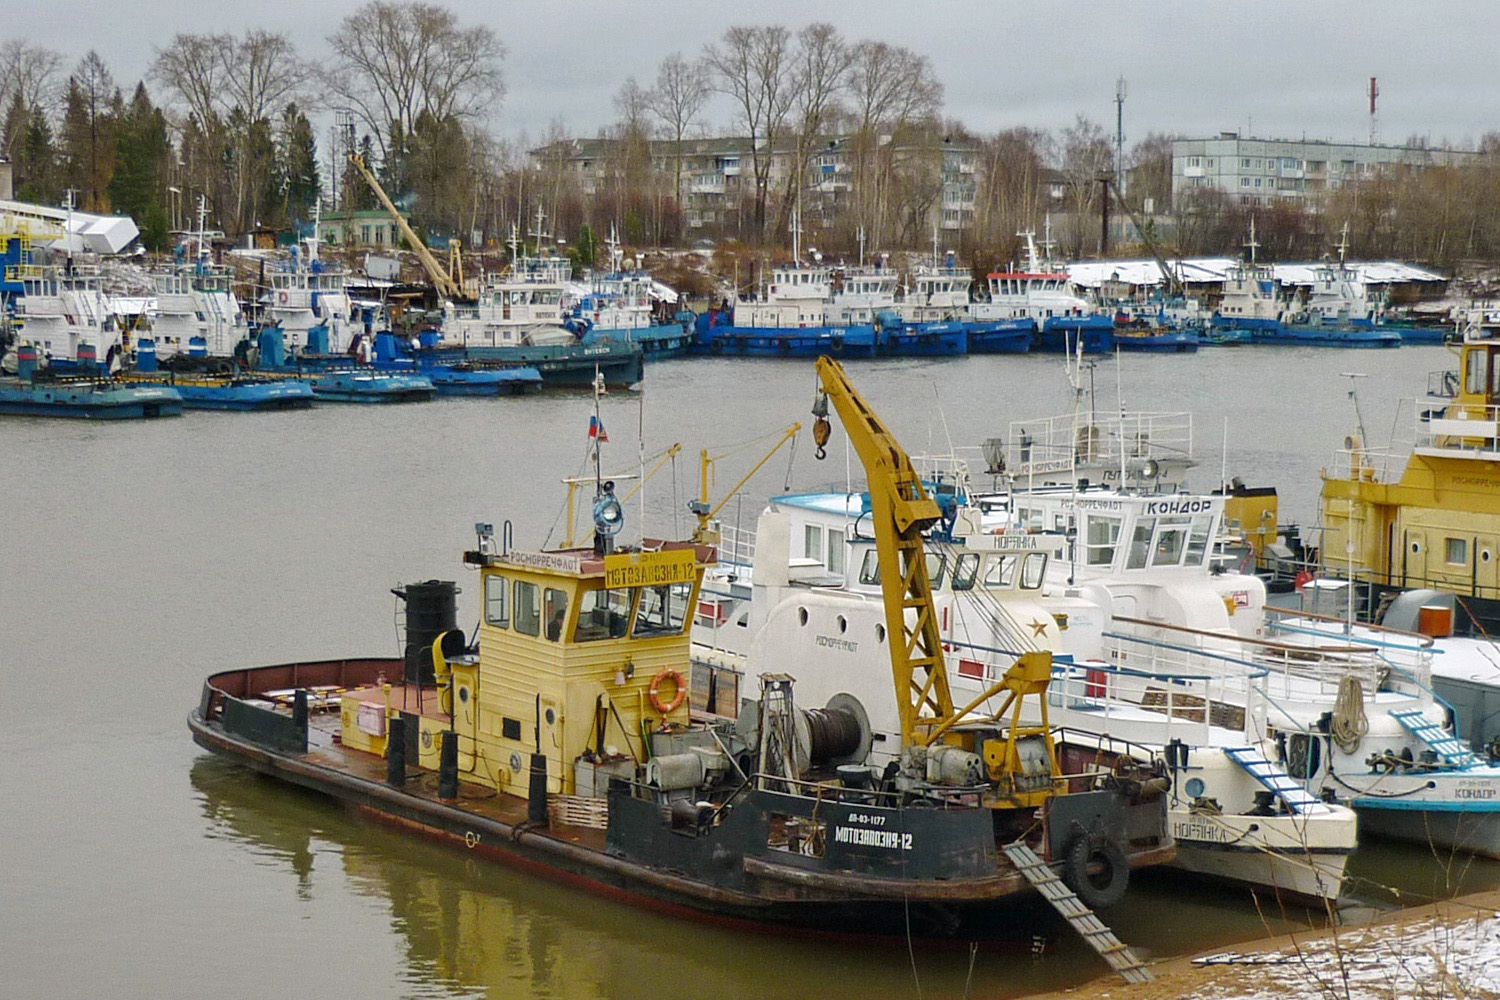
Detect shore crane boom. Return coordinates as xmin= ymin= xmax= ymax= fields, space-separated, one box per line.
xmin=347 ymin=153 xmax=467 ymax=300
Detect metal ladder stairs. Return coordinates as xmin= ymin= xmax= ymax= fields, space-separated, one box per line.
xmin=1223 ymin=746 xmax=1324 ymax=814
xmin=1390 ymin=709 xmax=1478 ymax=767
xmin=1000 ymin=842 xmax=1152 ymax=984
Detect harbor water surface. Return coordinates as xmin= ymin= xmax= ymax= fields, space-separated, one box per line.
xmin=4 ymin=346 xmax=1498 ymax=999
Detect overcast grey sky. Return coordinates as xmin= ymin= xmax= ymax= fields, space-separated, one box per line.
xmin=9 ymin=0 xmax=1500 ymax=152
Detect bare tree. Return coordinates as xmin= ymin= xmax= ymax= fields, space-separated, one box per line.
xmin=1059 ymin=114 xmax=1112 ymax=256
xmin=150 ymin=33 xmax=233 ymax=129
xmin=0 ymin=39 xmax=65 ymax=118
xmin=326 ymin=1 xmax=505 ymax=158
xmin=645 ymin=53 xmax=709 ymax=212
xmin=703 ymin=24 xmax=792 ymax=239
xmin=221 ymin=30 xmax=312 ymax=123
xmin=608 ymin=77 xmax=657 ymax=244
xmin=974 ymin=127 xmax=1050 ymax=259
xmin=774 ymin=23 xmax=849 ymax=242
xmin=846 ymin=40 xmax=943 ymax=249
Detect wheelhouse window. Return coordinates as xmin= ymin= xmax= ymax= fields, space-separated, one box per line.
xmin=983 ymin=554 xmax=1020 ymax=588
xmin=1086 ymin=515 xmax=1121 ymax=566
xmin=1150 ymin=518 xmax=1190 ymax=567
xmin=804 ymin=524 xmax=824 ymax=563
xmin=633 ymin=582 xmax=693 ymax=636
xmin=1186 ymin=515 xmax=1214 ymax=567
xmin=826 ymin=530 xmax=845 ymax=576
xmin=1466 ymin=348 xmax=1486 ymax=396
xmin=543 ymin=588 xmax=568 ymax=641
xmin=950 ymin=552 xmax=978 ymax=591
xmin=928 ymin=552 xmax=949 ymax=590
xmin=859 ymin=550 xmax=880 ymax=586
xmin=484 ymin=573 xmax=509 ymax=627
xmin=574 ymin=587 xmax=632 ymax=641
xmin=1021 ymin=553 xmax=1046 ymax=589
xmin=1127 ymin=520 xmax=1154 ymax=569
xmin=513 ymin=580 xmax=541 ymax=636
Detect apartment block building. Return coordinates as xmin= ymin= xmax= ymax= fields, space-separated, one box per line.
xmin=1172 ymin=132 xmax=1480 ymax=209
xmin=527 ymin=133 xmax=978 ymax=236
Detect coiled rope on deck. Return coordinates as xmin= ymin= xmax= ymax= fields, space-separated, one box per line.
xmin=1331 ymin=675 xmax=1369 ymax=753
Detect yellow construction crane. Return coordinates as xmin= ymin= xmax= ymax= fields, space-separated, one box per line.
xmin=810 ymin=357 xmax=1058 ymax=798
xmin=347 ymin=153 xmax=468 ymax=301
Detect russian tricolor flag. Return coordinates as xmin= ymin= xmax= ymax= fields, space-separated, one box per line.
xmin=589 ymin=414 xmax=609 ymax=442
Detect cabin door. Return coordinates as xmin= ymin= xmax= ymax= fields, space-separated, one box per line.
xmin=1403 ymin=530 xmax=1428 ymax=589
xmin=1477 ymin=535 xmax=1500 ymax=601
xmin=539 ymin=696 xmax=563 ymax=792
xmin=450 ymin=663 xmax=477 ymax=771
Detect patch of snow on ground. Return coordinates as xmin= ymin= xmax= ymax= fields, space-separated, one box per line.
xmin=1193 ymin=912 xmax=1500 ymax=999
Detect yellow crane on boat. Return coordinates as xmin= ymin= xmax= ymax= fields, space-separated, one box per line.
xmin=809 ymin=356 xmax=1060 ymax=803
xmin=690 ymin=423 xmax=802 ymax=544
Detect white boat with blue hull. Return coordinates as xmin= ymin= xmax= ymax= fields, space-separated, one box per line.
xmin=960 ymin=469 xmax=1500 ymax=861
xmin=133 ymin=338 xmax=314 ymax=411
xmin=972 ymin=231 xmax=1112 ymax=354
xmin=569 ymin=232 xmax=691 ymax=360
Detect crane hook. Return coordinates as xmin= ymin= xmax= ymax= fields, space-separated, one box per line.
xmin=811 ymin=393 xmax=830 ymax=460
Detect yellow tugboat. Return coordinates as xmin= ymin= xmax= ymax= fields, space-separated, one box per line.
xmin=1320 ymin=308 xmax=1500 ymax=633
xmin=189 ymin=364 xmax=1171 ymax=950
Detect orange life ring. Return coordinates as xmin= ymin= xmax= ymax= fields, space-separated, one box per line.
xmin=648 ymin=668 xmax=686 ymax=715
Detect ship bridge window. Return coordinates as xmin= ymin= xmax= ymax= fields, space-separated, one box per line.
xmin=859 ymin=550 xmax=881 ymax=586
xmin=804 ymin=524 xmax=824 ymax=563
xmin=1150 ymin=518 xmax=1190 ymax=567
xmin=827 ymin=531 xmax=845 ymax=576
xmin=1127 ymin=520 xmax=1155 ymax=569
xmin=513 ymin=581 xmax=541 ymax=636
xmin=984 ymin=554 xmax=1020 ymax=588
xmin=1466 ymin=348 xmax=1487 ymax=396
xmin=633 ymin=581 xmax=693 ymax=636
xmin=544 ymin=588 xmax=569 ymax=641
xmin=949 ymin=552 xmax=976 ymax=591
xmin=1186 ymin=514 xmax=1214 ymax=567
xmin=484 ymin=573 xmax=509 ymax=627
xmin=575 ymin=587 xmax=631 ymax=641
xmin=1021 ymin=553 xmax=1046 ymax=589
xmin=1086 ymin=515 xmax=1122 ymax=565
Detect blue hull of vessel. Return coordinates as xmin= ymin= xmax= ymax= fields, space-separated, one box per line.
xmin=1113 ymin=330 xmax=1200 ymax=352
xmin=695 ymin=325 xmax=879 ymax=359
xmin=877 ymin=323 xmax=968 ymax=357
xmin=175 ymin=381 xmax=316 ymax=411
xmin=966 ymin=320 xmax=1033 ymax=354
xmin=1033 ymin=316 xmax=1114 ymax=353
xmin=0 ymin=380 xmax=184 ymax=419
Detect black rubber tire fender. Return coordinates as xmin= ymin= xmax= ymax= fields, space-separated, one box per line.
xmin=1063 ymin=837 xmax=1130 ymax=909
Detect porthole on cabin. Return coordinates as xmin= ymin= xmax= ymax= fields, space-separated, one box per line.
xmin=1484 ymin=550 xmax=1493 ymax=564
xmin=1410 ymin=540 xmax=1422 ymax=555
xmin=798 ymin=607 xmax=809 ymax=626
xmin=837 ymin=615 xmax=848 ymax=633
xmin=875 ymin=623 xmax=886 ymax=643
